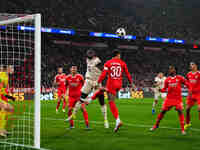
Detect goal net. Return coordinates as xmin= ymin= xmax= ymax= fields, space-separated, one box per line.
xmin=0 ymin=14 xmax=41 ymax=150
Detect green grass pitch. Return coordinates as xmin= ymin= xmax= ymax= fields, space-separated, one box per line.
xmin=3 ymin=98 xmax=200 ymax=150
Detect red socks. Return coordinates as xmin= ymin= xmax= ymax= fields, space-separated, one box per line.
xmin=56 ymin=100 xmax=61 ymax=110
xmin=91 ymin=89 xmax=104 ymax=100
xmin=109 ymin=101 xmax=119 ymax=120
xmin=62 ymin=99 xmax=66 ymax=110
xmin=178 ymin=113 xmax=185 ymax=132
xmin=68 ymin=109 xmax=74 ymax=127
xmin=82 ymin=106 xmax=89 ymax=126
xmin=155 ymin=113 xmax=164 ymax=127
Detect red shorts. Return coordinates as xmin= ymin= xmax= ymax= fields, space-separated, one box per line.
xmin=57 ymin=87 xmax=66 ymax=97
xmin=106 ymin=81 xmax=122 ymax=96
xmin=68 ymin=96 xmax=85 ymax=109
xmin=162 ymin=98 xmax=183 ymax=111
xmin=187 ymin=94 xmax=200 ymax=107
xmin=68 ymin=97 xmax=79 ymax=108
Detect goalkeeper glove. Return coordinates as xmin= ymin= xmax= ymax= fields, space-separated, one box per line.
xmin=5 ymin=95 xmax=15 ymax=101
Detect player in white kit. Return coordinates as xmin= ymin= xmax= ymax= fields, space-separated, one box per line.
xmin=152 ymin=72 xmax=166 ymax=114
xmin=66 ymin=49 xmax=109 ymax=128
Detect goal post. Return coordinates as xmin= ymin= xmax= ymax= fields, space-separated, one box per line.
xmin=0 ymin=14 xmax=41 ymax=149
xmin=34 ymin=13 xmax=41 ymax=150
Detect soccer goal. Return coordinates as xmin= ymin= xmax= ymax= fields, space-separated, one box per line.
xmin=0 ymin=14 xmax=41 ymax=150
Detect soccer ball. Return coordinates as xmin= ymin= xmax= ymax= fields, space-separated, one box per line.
xmin=116 ymin=28 xmax=126 ymax=37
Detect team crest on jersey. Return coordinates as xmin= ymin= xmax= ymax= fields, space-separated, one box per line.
xmin=195 ymin=76 xmax=198 ymax=79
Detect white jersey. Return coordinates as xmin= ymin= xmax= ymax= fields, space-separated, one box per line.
xmin=85 ymin=57 xmax=102 ymax=81
xmin=154 ymin=76 xmax=166 ymax=90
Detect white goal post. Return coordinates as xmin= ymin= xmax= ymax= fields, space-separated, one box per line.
xmin=0 ymin=14 xmax=41 ymax=149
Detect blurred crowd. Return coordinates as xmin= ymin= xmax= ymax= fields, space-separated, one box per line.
xmin=4 ymin=0 xmax=200 ymax=42
xmin=42 ymin=43 xmax=200 ymax=90
xmin=2 ymin=0 xmax=200 ymax=89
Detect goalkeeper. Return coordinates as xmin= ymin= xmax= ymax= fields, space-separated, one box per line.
xmin=0 ymin=66 xmax=15 ymax=137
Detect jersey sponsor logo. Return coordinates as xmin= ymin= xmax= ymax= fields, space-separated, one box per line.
xmin=189 ymin=79 xmax=197 ymax=83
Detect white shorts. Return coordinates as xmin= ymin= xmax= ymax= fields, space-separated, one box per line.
xmin=81 ymin=79 xmax=101 ymax=95
xmin=154 ymin=92 xmax=166 ymax=100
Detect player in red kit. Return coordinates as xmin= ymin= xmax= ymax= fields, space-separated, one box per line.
xmin=184 ymin=62 xmax=200 ymax=130
xmin=150 ymin=66 xmax=191 ymax=135
xmin=98 ymin=50 xmax=133 ymax=132
xmin=53 ymin=67 xmax=67 ymax=113
xmin=66 ymin=65 xmax=89 ymax=129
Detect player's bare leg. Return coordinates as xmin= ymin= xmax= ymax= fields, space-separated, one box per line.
xmin=150 ymin=109 xmax=167 ymax=131
xmin=108 ymin=93 xmax=122 ymax=132
xmin=176 ymin=109 xmax=186 ymax=135
xmin=185 ymin=105 xmax=192 ymax=130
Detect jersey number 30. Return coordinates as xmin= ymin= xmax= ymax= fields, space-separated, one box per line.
xmin=110 ymin=66 xmax=121 ymax=78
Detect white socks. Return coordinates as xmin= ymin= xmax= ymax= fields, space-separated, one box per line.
xmin=101 ymin=104 xmax=108 ymax=121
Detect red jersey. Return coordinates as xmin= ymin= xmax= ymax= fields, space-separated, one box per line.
xmin=66 ymin=74 xmax=84 ymax=97
xmin=186 ymin=71 xmax=200 ymax=94
xmin=98 ymin=58 xmax=133 ymax=85
xmin=161 ymin=75 xmax=188 ymax=99
xmin=55 ymin=73 xmax=67 ymax=88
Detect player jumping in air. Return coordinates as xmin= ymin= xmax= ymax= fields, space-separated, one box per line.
xmin=98 ymin=50 xmax=133 ymax=132
xmin=152 ymin=72 xmax=166 ymax=114
xmin=53 ymin=67 xmax=67 ymax=113
xmin=150 ymin=66 xmax=191 ymax=135
xmin=66 ymin=65 xmax=89 ymax=129
xmin=66 ymin=49 xmax=109 ymax=128
xmin=0 ymin=66 xmax=15 ymax=137
xmin=184 ymin=62 xmax=200 ymax=130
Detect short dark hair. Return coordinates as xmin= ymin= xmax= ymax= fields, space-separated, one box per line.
xmin=112 ymin=50 xmax=120 ymax=57
xmin=87 ymin=49 xmax=96 ymax=58
xmin=70 ymin=64 xmax=77 ymax=68
xmin=169 ymin=65 xmax=177 ymax=72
